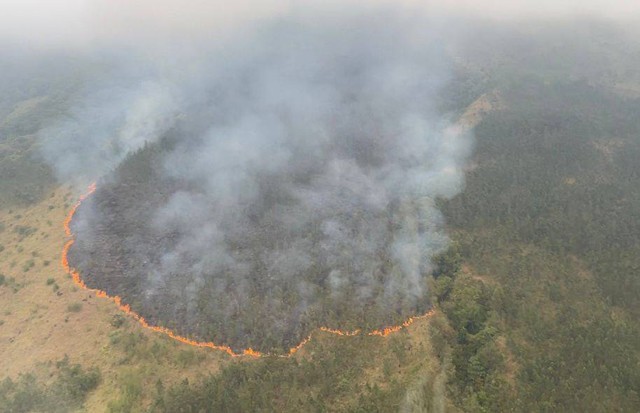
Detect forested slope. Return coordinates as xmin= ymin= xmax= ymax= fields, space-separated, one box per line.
xmin=431 ymin=23 xmax=640 ymax=410
xmin=2 ymin=19 xmax=640 ymax=413
xmin=134 ymin=22 xmax=640 ymax=412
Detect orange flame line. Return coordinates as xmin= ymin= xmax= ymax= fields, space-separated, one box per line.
xmin=61 ymin=184 xmax=435 ymax=358
xmin=319 ymin=327 xmax=361 ymax=336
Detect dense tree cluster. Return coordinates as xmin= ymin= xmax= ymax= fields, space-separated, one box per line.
xmin=436 ymin=76 xmax=640 ymax=411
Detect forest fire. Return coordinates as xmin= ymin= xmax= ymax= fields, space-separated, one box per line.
xmin=368 ymin=311 xmax=435 ymax=337
xmin=319 ymin=327 xmax=361 ymax=336
xmin=61 ymin=184 xmax=435 ymax=358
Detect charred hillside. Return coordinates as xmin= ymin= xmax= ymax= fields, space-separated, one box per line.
xmin=68 ymin=134 xmax=437 ymax=353
xmin=63 ymin=16 xmax=476 ymax=354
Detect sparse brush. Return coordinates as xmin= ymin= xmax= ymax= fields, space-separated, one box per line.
xmin=111 ymin=314 xmax=126 ymax=328
xmin=67 ymin=303 xmax=82 ymax=313
xmin=22 ymin=259 xmax=35 ymax=272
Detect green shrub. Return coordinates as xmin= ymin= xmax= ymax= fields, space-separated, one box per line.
xmin=14 ymin=225 xmax=36 ymax=237
xmin=1 ymin=276 xmax=23 ymax=293
xmin=0 ymin=357 xmax=100 ymax=413
xmin=22 ymin=259 xmax=35 ymax=272
xmin=54 ymin=356 xmax=101 ymax=402
xmin=110 ymin=314 xmax=126 ymax=328
xmin=107 ymin=370 xmax=142 ymax=413
xmin=67 ymin=303 xmax=82 ymax=313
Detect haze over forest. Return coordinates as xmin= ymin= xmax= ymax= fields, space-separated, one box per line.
xmin=1 ymin=1 xmax=640 ymax=412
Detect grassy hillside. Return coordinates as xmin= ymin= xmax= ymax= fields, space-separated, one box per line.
xmin=0 ymin=54 xmax=94 ymax=208
xmin=0 ymin=184 xmax=450 ymax=412
xmin=1 ymin=18 xmax=640 ymax=413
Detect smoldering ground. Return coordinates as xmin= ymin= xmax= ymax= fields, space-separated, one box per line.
xmin=43 ymin=9 xmax=474 ymax=351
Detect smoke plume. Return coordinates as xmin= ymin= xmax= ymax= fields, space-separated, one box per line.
xmin=41 ymin=7 xmax=474 ymax=350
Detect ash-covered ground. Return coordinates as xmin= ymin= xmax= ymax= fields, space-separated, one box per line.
xmin=66 ymin=13 xmax=473 ymax=352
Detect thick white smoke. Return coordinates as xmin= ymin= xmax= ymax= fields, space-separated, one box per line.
xmin=146 ymin=12 xmax=468 ymax=303
xmin=41 ymin=7 xmax=474 ymax=350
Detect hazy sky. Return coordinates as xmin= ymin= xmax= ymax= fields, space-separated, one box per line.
xmin=1 ymin=0 xmax=638 ymax=50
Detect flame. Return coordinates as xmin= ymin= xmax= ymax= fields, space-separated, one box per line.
xmin=319 ymin=327 xmax=361 ymax=336
xmin=367 ymin=311 xmax=435 ymax=337
xmin=61 ymin=183 xmax=435 ymax=358
xmin=286 ymin=335 xmax=311 ymax=356
xmin=63 ymin=182 xmax=96 ymax=237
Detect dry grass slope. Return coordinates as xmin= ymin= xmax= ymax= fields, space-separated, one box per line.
xmin=0 ymin=184 xmax=446 ymax=411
